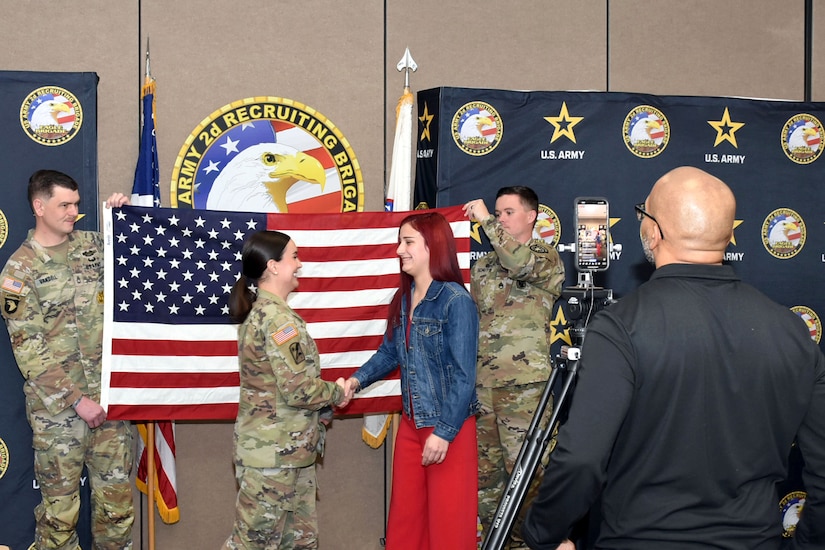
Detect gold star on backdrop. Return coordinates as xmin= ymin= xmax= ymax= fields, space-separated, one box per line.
xmin=729 ymin=219 xmax=743 ymax=246
xmin=470 ymin=222 xmax=482 ymax=244
xmin=544 ymin=102 xmax=584 ymax=144
xmin=707 ymin=107 xmax=745 ymax=148
xmin=550 ymin=306 xmax=572 ymax=347
xmin=419 ymin=103 xmax=434 ymax=142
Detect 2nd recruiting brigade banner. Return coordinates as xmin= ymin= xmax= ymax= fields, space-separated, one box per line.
xmin=0 ymin=70 xmax=99 ymax=550
xmin=415 ymin=87 xmax=824 ymax=543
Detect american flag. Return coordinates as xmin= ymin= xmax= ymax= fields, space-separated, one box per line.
xmin=1 ymin=276 xmax=24 ymax=293
xmin=101 ymin=204 xmax=470 ymax=421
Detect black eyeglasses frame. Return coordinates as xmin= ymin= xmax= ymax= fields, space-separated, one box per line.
xmin=634 ymin=202 xmax=665 ymax=240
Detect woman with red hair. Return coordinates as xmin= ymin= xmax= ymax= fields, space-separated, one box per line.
xmin=346 ymin=211 xmax=480 ymax=549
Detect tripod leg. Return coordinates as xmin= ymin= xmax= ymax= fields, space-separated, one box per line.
xmin=482 ymin=358 xmax=579 ymax=550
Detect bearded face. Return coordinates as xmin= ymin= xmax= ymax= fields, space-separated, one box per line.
xmin=640 ymin=230 xmax=655 ymax=266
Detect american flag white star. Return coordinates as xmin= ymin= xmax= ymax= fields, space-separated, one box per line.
xmin=110 ymin=206 xmax=264 ymax=324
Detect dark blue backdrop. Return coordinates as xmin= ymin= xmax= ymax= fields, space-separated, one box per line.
xmin=0 ymin=70 xmax=99 ymax=550
xmin=415 ymin=87 xmax=825 ymax=544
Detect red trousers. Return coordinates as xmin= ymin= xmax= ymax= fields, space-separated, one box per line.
xmin=385 ymin=414 xmax=478 ymax=550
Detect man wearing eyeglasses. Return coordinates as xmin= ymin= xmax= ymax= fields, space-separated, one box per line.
xmin=523 ymin=166 xmax=825 ymax=550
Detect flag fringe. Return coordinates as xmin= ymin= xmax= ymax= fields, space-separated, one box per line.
xmin=142 ymin=75 xmax=156 ymax=97
xmin=136 ymin=422 xmax=180 ymax=524
xmin=361 ymin=414 xmax=393 ymax=448
xmin=396 ymin=87 xmax=413 ymax=117
xmin=136 ymin=476 xmax=180 ymax=524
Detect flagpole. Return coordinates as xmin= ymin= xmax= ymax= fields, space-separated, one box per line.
xmin=141 ymin=36 xmax=158 ymax=550
xmin=388 ymin=45 xmax=417 ymax=518
xmin=147 ymin=421 xmax=157 ymax=550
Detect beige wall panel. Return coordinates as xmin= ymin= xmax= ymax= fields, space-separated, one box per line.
xmin=385 ymin=0 xmax=608 ymax=204
xmin=813 ymin=2 xmax=825 ymax=101
xmin=141 ymin=0 xmax=388 ymax=212
xmin=139 ymin=1 xmax=390 ymax=548
xmin=610 ymin=0 xmax=804 ymax=100
xmin=0 ymin=0 xmax=139 ymax=200
xmin=149 ymin=417 xmax=389 ymax=549
xmin=386 ymin=0 xmax=607 ymax=94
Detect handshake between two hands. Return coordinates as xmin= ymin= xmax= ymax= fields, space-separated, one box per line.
xmin=333 ymin=377 xmax=361 ymax=409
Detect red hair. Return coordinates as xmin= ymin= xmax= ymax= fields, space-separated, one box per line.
xmin=386 ymin=212 xmax=464 ymax=334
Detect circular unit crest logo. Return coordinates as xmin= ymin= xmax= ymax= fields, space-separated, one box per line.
xmin=0 ymin=209 xmax=8 ymax=249
xmin=623 ymin=105 xmax=669 ymax=158
xmin=20 ymin=86 xmax=83 ymax=146
xmin=451 ymin=101 xmax=502 ymax=156
xmin=781 ymin=113 xmax=823 ymax=164
xmin=780 ymin=490 xmax=806 ymax=538
xmin=534 ymin=205 xmax=561 ymax=248
xmin=171 ymin=97 xmax=364 ymax=213
xmin=0 ymin=436 xmax=8 ymax=481
xmin=791 ymin=305 xmax=822 ymax=344
xmin=761 ymin=208 xmax=806 ymax=259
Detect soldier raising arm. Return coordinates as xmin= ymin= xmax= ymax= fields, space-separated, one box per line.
xmin=464 ymin=186 xmax=565 ymax=548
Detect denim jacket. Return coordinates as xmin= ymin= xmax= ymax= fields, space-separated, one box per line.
xmin=353 ymin=280 xmax=480 ymax=442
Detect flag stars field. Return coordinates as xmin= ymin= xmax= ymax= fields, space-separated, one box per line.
xmin=102 ymin=204 xmax=469 ymax=421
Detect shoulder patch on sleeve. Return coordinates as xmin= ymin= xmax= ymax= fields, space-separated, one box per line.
xmin=1 ymin=276 xmax=25 ymax=295
xmin=289 ymin=342 xmax=306 ymax=364
xmin=529 ymin=242 xmax=550 ymax=255
xmin=2 ymin=293 xmax=23 ymax=319
xmin=271 ymin=323 xmax=299 ymax=346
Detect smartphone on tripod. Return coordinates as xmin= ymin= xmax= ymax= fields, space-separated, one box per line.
xmin=574 ymin=197 xmax=609 ymax=273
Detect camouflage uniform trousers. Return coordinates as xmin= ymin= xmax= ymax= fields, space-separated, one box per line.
xmin=28 ymin=401 xmax=134 ymax=550
xmin=223 ymin=464 xmax=319 ymax=550
xmin=476 ymin=383 xmax=555 ymax=550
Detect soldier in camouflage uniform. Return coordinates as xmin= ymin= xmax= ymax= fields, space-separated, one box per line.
xmin=464 ymin=187 xmax=565 ymax=549
xmin=0 ymin=170 xmax=134 ymax=550
xmin=223 ymin=230 xmax=349 ymax=550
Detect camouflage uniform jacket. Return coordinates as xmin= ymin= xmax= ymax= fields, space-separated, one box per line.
xmin=472 ymin=216 xmax=565 ymax=388
xmin=0 ymin=229 xmax=104 ymax=416
xmin=234 ymin=289 xmax=344 ymax=469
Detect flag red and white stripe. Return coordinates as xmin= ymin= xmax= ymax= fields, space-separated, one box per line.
xmin=135 ymin=421 xmax=178 ymax=522
xmin=101 ymin=205 xmax=469 ymax=421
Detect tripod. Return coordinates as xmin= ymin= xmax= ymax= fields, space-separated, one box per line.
xmin=481 ymin=281 xmax=613 ymax=550
xmin=480 ymin=344 xmax=580 ymax=550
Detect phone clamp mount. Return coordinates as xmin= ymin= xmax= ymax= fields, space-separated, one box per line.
xmin=563 ymin=273 xmax=615 ymax=345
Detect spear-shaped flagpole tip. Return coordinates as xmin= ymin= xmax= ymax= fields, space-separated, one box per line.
xmin=396 ymin=47 xmax=418 ymax=89
xmin=145 ymin=37 xmax=151 ymax=79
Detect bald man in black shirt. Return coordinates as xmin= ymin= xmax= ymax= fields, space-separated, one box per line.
xmin=523 ymin=166 xmax=825 ymax=550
